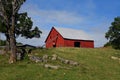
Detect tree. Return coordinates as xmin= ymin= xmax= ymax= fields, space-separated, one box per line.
xmin=0 ymin=0 xmax=41 ymax=63
xmin=105 ymin=17 xmax=120 ymax=49
xmin=0 ymin=0 xmax=26 ymax=63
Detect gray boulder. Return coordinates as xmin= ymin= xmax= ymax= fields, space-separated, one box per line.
xmin=51 ymin=54 xmax=57 ymax=60
xmin=44 ymin=64 xmax=59 ymax=69
xmin=42 ymin=55 xmax=48 ymax=63
xmin=69 ymin=60 xmax=79 ymax=66
xmin=29 ymin=56 xmax=43 ymax=63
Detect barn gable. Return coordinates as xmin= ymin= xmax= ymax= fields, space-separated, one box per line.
xmin=45 ymin=27 xmax=63 ymax=43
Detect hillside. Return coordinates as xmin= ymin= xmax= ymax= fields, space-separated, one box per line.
xmin=0 ymin=48 xmax=120 ymax=80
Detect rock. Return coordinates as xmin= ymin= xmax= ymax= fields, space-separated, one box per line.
xmin=44 ymin=64 xmax=59 ymax=69
xmin=69 ymin=60 xmax=79 ymax=66
xmin=29 ymin=54 xmax=79 ymax=67
xmin=29 ymin=56 xmax=43 ymax=63
xmin=16 ymin=48 xmax=26 ymax=60
xmin=58 ymin=56 xmax=79 ymax=66
xmin=42 ymin=55 xmax=48 ymax=59
xmin=57 ymin=57 xmax=65 ymax=62
xmin=0 ymin=50 xmax=4 ymax=55
xmin=111 ymin=56 xmax=119 ymax=60
xmin=42 ymin=55 xmax=49 ymax=63
xmin=111 ymin=56 xmax=120 ymax=63
xmin=64 ymin=60 xmax=70 ymax=64
xmin=51 ymin=54 xmax=57 ymax=60
xmin=17 ymin=52 xmax=22 ymax=60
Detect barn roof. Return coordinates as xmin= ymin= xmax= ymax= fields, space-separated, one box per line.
xmin=54 ymin=27 xmax=93 ymax=40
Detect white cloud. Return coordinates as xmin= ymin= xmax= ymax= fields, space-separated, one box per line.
xmin=39 ymin=10 xmax=83 ymax=24
xmin=89 ymin=22 xmax=110 ymax=47
xmin=20 ymin=3 xmax=84 ymax=26
xmin=91 ymin=32 xmax=107 ymax=47
xmin=16 ymin=29 xmax=49 ymax=46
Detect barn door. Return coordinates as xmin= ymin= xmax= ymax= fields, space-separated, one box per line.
xmin=53 ymin=42 xmax=56 ymax=47
xmin=53 ymin=44 xmax=56 ymax=47
xmin=74 ymin=42 xmax=80 ymax=47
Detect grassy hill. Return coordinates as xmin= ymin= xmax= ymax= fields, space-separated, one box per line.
xmin=0 ymin=48 xmax=120 ymax=80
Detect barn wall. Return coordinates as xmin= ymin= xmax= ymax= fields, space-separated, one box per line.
xmin=45 ymin=28 xmax=64 ymax=48
xmin=56 ymin=35 xmax=64 ymax=47
xmin=80 ymin=41 xmax=94 ymax=48
xmin=64 ymin=39 xmax=94 ymax=48
xmin=64 ymin=39 xmax=74 ymax=47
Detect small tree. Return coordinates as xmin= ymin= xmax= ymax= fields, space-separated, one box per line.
xmin=105 ymin=17 xmax=120 ymax=49
xmin=0 ymin=0 xmax=42 ymax=63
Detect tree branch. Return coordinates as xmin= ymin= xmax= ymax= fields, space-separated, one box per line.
xmin=14 ymin=0 xmax=24 ymax=13
xmin=0 ymin=0 xmax=9 ymax=28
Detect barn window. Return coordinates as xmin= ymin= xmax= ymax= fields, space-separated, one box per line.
xmin=74 ymin=42 xmax=80 ymax=47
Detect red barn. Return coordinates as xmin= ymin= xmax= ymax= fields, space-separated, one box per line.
xmin=45 ymin=27 xmax=94 ymax=48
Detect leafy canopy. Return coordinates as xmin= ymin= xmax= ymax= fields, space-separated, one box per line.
xmin=15 ymin=12 xmax=42 ymax=38
xmin=105 ymin=17 xmax=120 ymax=49
xmin=0 ymin=11 xmax=42 ymax=39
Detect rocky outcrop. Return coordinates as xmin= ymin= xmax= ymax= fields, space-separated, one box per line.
xmin=28 ymin=54 xmax=79 ymax=69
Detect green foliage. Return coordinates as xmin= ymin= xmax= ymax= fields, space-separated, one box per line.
xmin=105 ymin=17 xmax=120 ymax=49
xmin=104 ymin=42 xmax=112 ymax=47
xmin=16 ymin=42 xmax=23 ymax=46
xmin=31 ymin=27 xmax=42 ymax=38
xmin=0 ymin=0 xmax=26 ymax=25
xmin=15 ymin=12 xmax=42 ymax=38
xmin=0 ymin=18 xmax=7 ymax=33
xmin=0 ymin=48 xmax=120 ymax=80
xmin=0 ymin=40 xmax=6 ymax=46
xmin=0 ymin=0 xmax=12 ymax=20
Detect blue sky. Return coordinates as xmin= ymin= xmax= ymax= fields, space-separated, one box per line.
xmin=15 ymin=0 xmax=120 ymax=47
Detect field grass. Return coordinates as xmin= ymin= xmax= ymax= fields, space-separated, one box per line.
xmin=0 ymin=47 xmax=120 ymax=80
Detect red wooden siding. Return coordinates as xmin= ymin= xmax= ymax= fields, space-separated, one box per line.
xmin=45 ymin=27 xmax=94 ymax=48
xmin=45 ymin=27 xmax=64 ymax=48
xmin=64 ymin=39 xmax=94 ymax=48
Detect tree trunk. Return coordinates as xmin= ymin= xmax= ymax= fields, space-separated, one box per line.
xmin=9 ymin=21 xmax=17 ymax=63
xmin=9 ymin=0 xmax=17 ymax=63
xmin=5 ymin=32 xmax=10 ymax=53
xmin=9 ymin=33 xmax=16 ymax=63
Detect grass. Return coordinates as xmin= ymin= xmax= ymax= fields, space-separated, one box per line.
xmin=0 ymin=47 xmax=120 ymax=80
